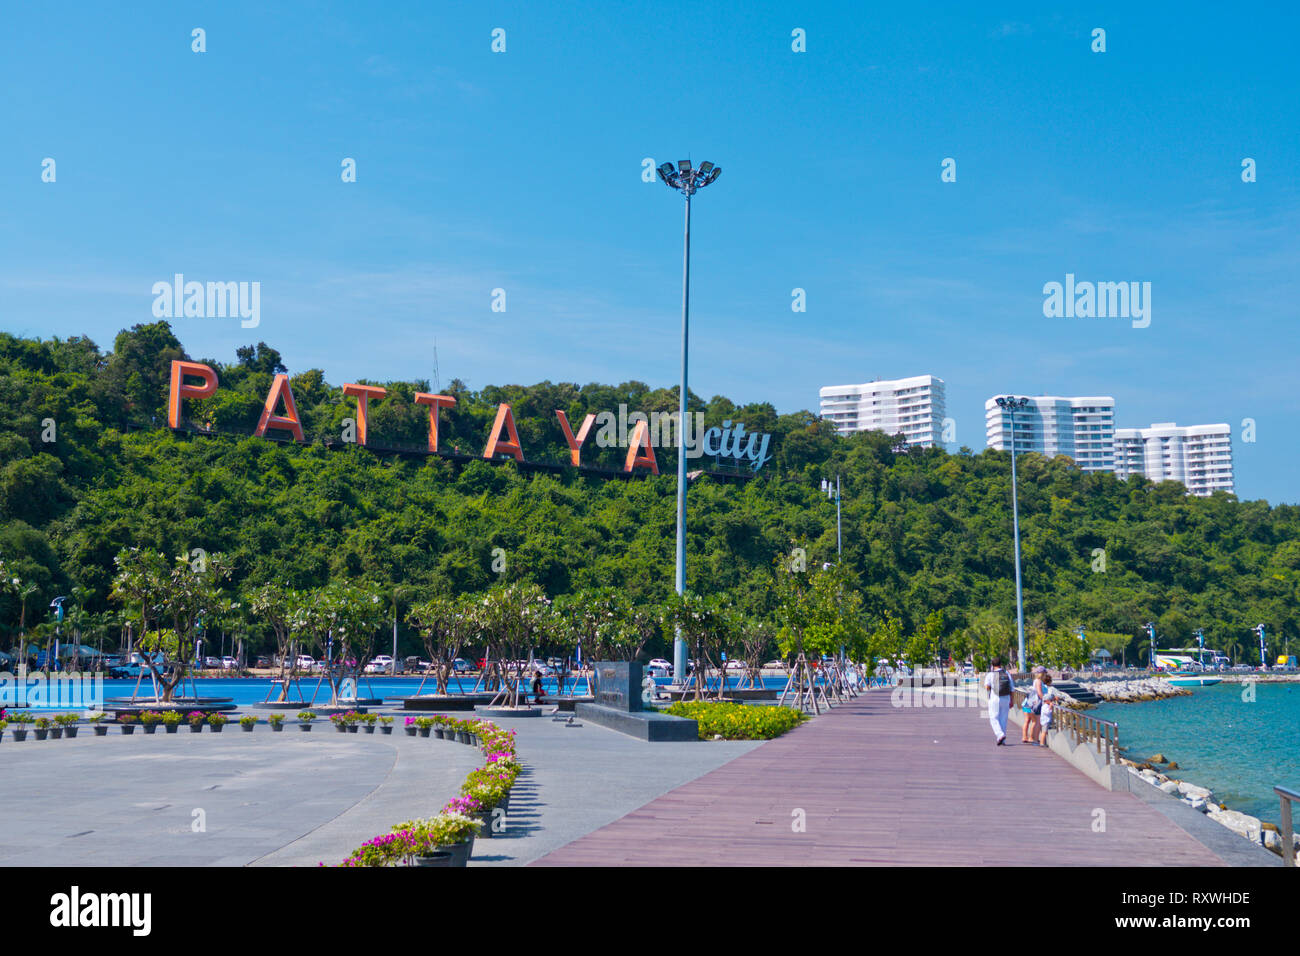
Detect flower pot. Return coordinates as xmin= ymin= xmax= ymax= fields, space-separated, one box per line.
xmin=413 ymin=850 xmax=456 ymax=867
xmin=418 ymin=727 xmax=431 ymax=738
xmin=404 ymin=726 xmax=416 ymax=736
xmin=334 ymin=723 xmax=347 ymax=733
xmin=241 ymin=724 xmax=254 ymax=732
xmin=188 ymin=723 xmax=203 ymax=733
xmin=271 ymin=723 xmax=284 ymax=732
xmin=346 ymin=725 xmax=358 ymax=734
xmin=50 ymin=727 xmax=63 ymax=739
xmin=457 ymin=732 xmax=471 ymax=745
xmin=12 ymin=729 xmax=27 ymax=741
xmin=434 ymin=839 xmax=473 ymax=867
xmin=380 ymin=725 xmax=392 ymax=735
xmin=119 ymin=725 xmax=134 ymax=736
xmin=93 ymin=725 xmax=108 ymax=737
xmin=164 ymin=724 xmax=178 ymax=734
xmin=65 ymin=727 xmax=79 ymax=738
xmin=475 ymin=811 xmax=493 ymax=838
xmin=142 ymin=725 xmax=156 ymax=735
xmin=363 ymin=725 xmax=375 ymax=734
xmin=499 ymin=792 xmax=511 ymax=814
xmin=433 ymin=728 xmax=445 ymax=739
xmin=299 ymin=723 xmax=312 ymax=732
xmin=211 ymin=724 xmax=224 ymax=733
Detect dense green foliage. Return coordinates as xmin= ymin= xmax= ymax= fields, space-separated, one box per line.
xmin=2 ymin=323 xmax=1299 ymax=666
xmin=664 ymin=701 xmax=808 ymax=739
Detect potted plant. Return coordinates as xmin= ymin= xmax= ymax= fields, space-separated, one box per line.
xmin=10 ymin=713 xmax=31 ymax=741
xmin=298 ymin=710 xmax=316 ymax=731
xmin=432 ymin=717 xmax=446 ymax=740
xmin=57 ymin=713 xmax=80 ymax=738
xmin=89 ymin=713 xmax=109 ymax=736
xmin=139 ymin=711 xmax=161 ymax=735
xmin=161 ymin=710 xmax=182 ymax=734
xmin=331 ymin=712 xmax=349 ymax=733
xmin=269 ymin=712 xmax=286 ymax=732
xmin=239 ymin=714 xmax=257 ymax=732
xmin=0 ymin=718 xmax=7 ymax=742
xmin=428 ymin=811 xmax=481 ymax=866
xmin=443 ymin=795 xmax=491 ymax=838
xmin=186 ymin=710 xmax=206 ymax=732
xmin=345 ymin=711 xmax=360 ymax=734
xmin=48 ymin=715 xmax=65 ymax=739
xmin=361 ymin=712 xmax=377 ymax=734
xmin=403 ymin=716 xmax=417 ymax=737
xmin=378 ymin=715 xmax=394 ymax=735
xmin=208 ymin=712 xmax=228 ymax=733
xmin=414 ymin=716 xmax=433 ymax=738
xmin=119 ymin=713 xmax=137 ymax=735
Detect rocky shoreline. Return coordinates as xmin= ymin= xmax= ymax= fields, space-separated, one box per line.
xmin=1120 ymin=753 xmax=1295 ymax=859
xmin=1080 ymin=678 xmax=1191 ymax=703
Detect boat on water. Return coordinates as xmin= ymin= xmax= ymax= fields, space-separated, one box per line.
xmin=1156 ymin=654 xmax=1223 ymax=687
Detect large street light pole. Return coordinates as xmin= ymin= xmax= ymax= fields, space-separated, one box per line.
xmin=658 ymin=159 xmax=721 ymax=683
xmin=995 ymin=396 xmax=1030 ymax=673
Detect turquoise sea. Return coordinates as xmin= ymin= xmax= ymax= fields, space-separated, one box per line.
xmin=1092 ymin=680 xmax=1300 ymax=824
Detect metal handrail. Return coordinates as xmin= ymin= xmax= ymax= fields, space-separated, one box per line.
xmin=1012 ymin=688 xmax=1119 ymax=764
xmin=1275 ymin=786 xmax=1299 ymax=867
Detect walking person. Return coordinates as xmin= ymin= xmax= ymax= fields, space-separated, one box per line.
xmin=1036 ymin=673 xmax=1059 ymax=747
xmin=1020 ymin=665 xmax=1046 ymax=743
xmin=984 ymin=656 xmax=1013 ymax=745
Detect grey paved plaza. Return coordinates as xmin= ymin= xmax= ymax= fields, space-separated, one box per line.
xmin=0 ymin=716 xmax=759 ymax=866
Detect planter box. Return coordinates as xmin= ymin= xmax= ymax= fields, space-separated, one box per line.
xmin=363 ymin=725 xmax=375 ymax=734
xmin=12 ymin=729 xmax=28 ymax=741
xmin=418 ymin=727 xmax=431 ymax=738
xmin=404 ymin=726 xmax=417 ymax=736
xmin=334 ymin=723 xmax=347 ymax=733
xmin=299 ymin=723 xmax=313 ymax=732
xmin=142 ymin=725 xmax=157 ymax=735
xmin=433 ymin=728 xmax=445 ymax=739
xmin=380 ymin=725 xmax=393 ymax=735
xmin=188 ymin=724 xmax=203 ymax=733
xmin=210 ymin=724 xmax=224 ymax=733
xmin=164 ymin=725 xmax=179 ymax=734
xmin=241 ymin=724 xmax=255 ymax=732
xmin=271 ymin=723 xmax=284 ymax=732
xmin=50 ymin=728 xmax=63 ymax=739
xmin=120 ymin=725 xmax=135 ymax=735
xmin=93 ymin=725 xmax=108 ymax=736
xmin=346 ymin=725 xmax=358 ymax=734
xmin=64 ymin=727 xmax=79 ymax=738
xmin=457 ymin=732 xmax=471 ymax=745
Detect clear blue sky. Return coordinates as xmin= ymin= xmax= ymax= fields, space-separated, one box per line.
xmin=3 ymin=3 xmax=1297 ymax=501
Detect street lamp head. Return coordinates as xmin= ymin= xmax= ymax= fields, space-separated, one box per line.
xmin=658 ymin=157 xmax=721 ymax=197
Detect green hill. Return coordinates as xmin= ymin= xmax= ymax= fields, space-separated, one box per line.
xmin=2 ymin=322 xmax=1297 ymax=664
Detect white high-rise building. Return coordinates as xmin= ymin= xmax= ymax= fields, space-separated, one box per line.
xmin=819 ymin=375 xmax=946 ymax=447
xmin=983 ymin=395 xmax=1115 ymax=473
xmin=1114 ymin=423 xmax=1234 ymax=496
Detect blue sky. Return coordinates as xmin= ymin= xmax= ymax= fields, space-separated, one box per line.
xmin=3 ymin=2 xmax=1298 ymax=501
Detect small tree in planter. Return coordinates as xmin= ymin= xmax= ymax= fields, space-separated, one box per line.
xmin=140 ymin=711 xmax=162 ymax=735
xmin=55 ymin=713 xmax=80 ymax=737
xmin=119 ymin=713 xmax=137 ymax=735
xmin=10 ymin=714 xmax=31 ymax=741
xmin=89 ymin=713 xmax=109 ymax=736
xmin=330 ymin=712 xmax=349 ymax=733
xmin=268 ymin=712 xmax=286 ymax=732
xmin=207 ymin=713 xmax=228 ymax=733
xmin=297 ymin=710 xmax=316 ymax=731
xmin=240 ymin=714 xmax=257 ymax=732
xmin=378 ymin=715 xmax=394 ymax=734
xmin=414 ymin=716 xmax=434 ymax=738
xmin=186 ymin=711 xmax=206 ymax=732
xmin=361 ymin=712 xmax=377 ymax=734
xmin=161 ymin=710 xmax=182 ymax=733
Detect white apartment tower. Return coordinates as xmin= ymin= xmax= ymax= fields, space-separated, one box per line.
xmin=819 ymin=375 xmax=946 ymax=448
xmin=983 ymin=395 xmax=1115 ymax=473
xmin=1114 ymin=423 xmax=1234 ymax=496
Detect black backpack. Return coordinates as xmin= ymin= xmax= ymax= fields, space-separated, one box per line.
xmin=995 ymin=669 xmax=1012 ymax=697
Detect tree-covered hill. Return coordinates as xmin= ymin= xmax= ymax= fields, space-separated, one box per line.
xmin=2 ymin=322 xmax=1298 ymax=664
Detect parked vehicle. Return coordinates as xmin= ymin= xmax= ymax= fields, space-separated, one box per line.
xmin=221 ymin=656 xmax=238 ymax=670
xmin=295 ymin=655 xmax=315 ymax=671
xmin=365 ymin=655 xmax=395 ymax=674
xmin=452 ymin=658 xmax=472 ymax=673
xmin=255 ymin=656 xmax=271 ymax=668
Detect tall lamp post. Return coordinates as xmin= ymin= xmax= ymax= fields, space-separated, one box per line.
xmin=657 ymin=158 xmax=721 ymax=683
xmin=1144 ymin=622 xmax=1156 ymax=669
xmin=1254 ymin=623 xmax=1266 ymax=669
xmin=995 ymin=396 xmax=1030 ymax=672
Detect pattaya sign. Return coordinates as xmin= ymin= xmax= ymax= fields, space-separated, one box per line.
xmin=168 ymin=361 xmax=774 ymax=474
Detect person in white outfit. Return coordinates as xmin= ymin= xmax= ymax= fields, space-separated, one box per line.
xmin=983 ymin=656 xmax=1013 ymax=745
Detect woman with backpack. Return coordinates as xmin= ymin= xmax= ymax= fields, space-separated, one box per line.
xmin=1036 ymin=673 xmax=1059 ymax=746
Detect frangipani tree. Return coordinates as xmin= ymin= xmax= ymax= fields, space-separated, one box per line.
xmin=480 ymin=582 xmax=553 ymax=708
xmin=293 ymin=582 xmax=386 ymax=705
xmin=662 ymin=592 xmax=726 ymax=700
xmin=248 ymin=584 xmax=307 ymax=700
xmin=407 ymin=592 xmax=479 ymax=695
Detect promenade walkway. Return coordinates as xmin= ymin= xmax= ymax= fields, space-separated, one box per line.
xmin=533 ymin=688 xmax=1229 ymax=866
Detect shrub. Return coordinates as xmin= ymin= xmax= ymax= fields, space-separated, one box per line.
xmin=268 ymin=713 xmax=285 ymax=726
xmin=297 ymin=711 xmax=317 ymax=723
xmin=160 ymin=710 xmax=182 ymax=726
xmin=239 ymin=715 xmax=257 ymax=727
xmin=139 ymin=711 xmax=162 ymax=726
xmin=663 ymin=701 xmax=808 ymax=740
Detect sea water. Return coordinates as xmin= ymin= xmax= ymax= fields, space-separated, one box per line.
xmin=1091 ymin=680 xmax=1299 ymax=823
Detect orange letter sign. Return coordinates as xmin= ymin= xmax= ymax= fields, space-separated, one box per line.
xmin=624 ymin=420 xmax=659 ymax=475
xmin=168 ymin=360 xmax=219 ymax=428
xmin=342 ymin=384 xmax=386 ymax=447
xmin=555 ymin=410 xmax=596 ymax=466
xmin=254 ymin=373 xmax=305 ymax=442
xmin=414 ymin=393 xmax=457 ymax=453
xmin=483 ymin=404 xmax=524 ymax=461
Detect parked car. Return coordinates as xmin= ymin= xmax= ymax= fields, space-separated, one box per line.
xmin=365 ymin=655 xmax=395 ymax=674
xmin=649 ymin=658 xmax=672 ymax=670
xmin=546 ymin=657 xmax=565 ymax=670
xmin=220 ymin=656 xmax=238 ymax=670
xmin=452 ymin=658 xmax=472 ymax=673
xmin=295 ymin=655 xmax=315 ymax=670
xmin=724 ymin=660 xmax=746 ymax=671
xmin=255 ymin=656 xmax=271 ymax=668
